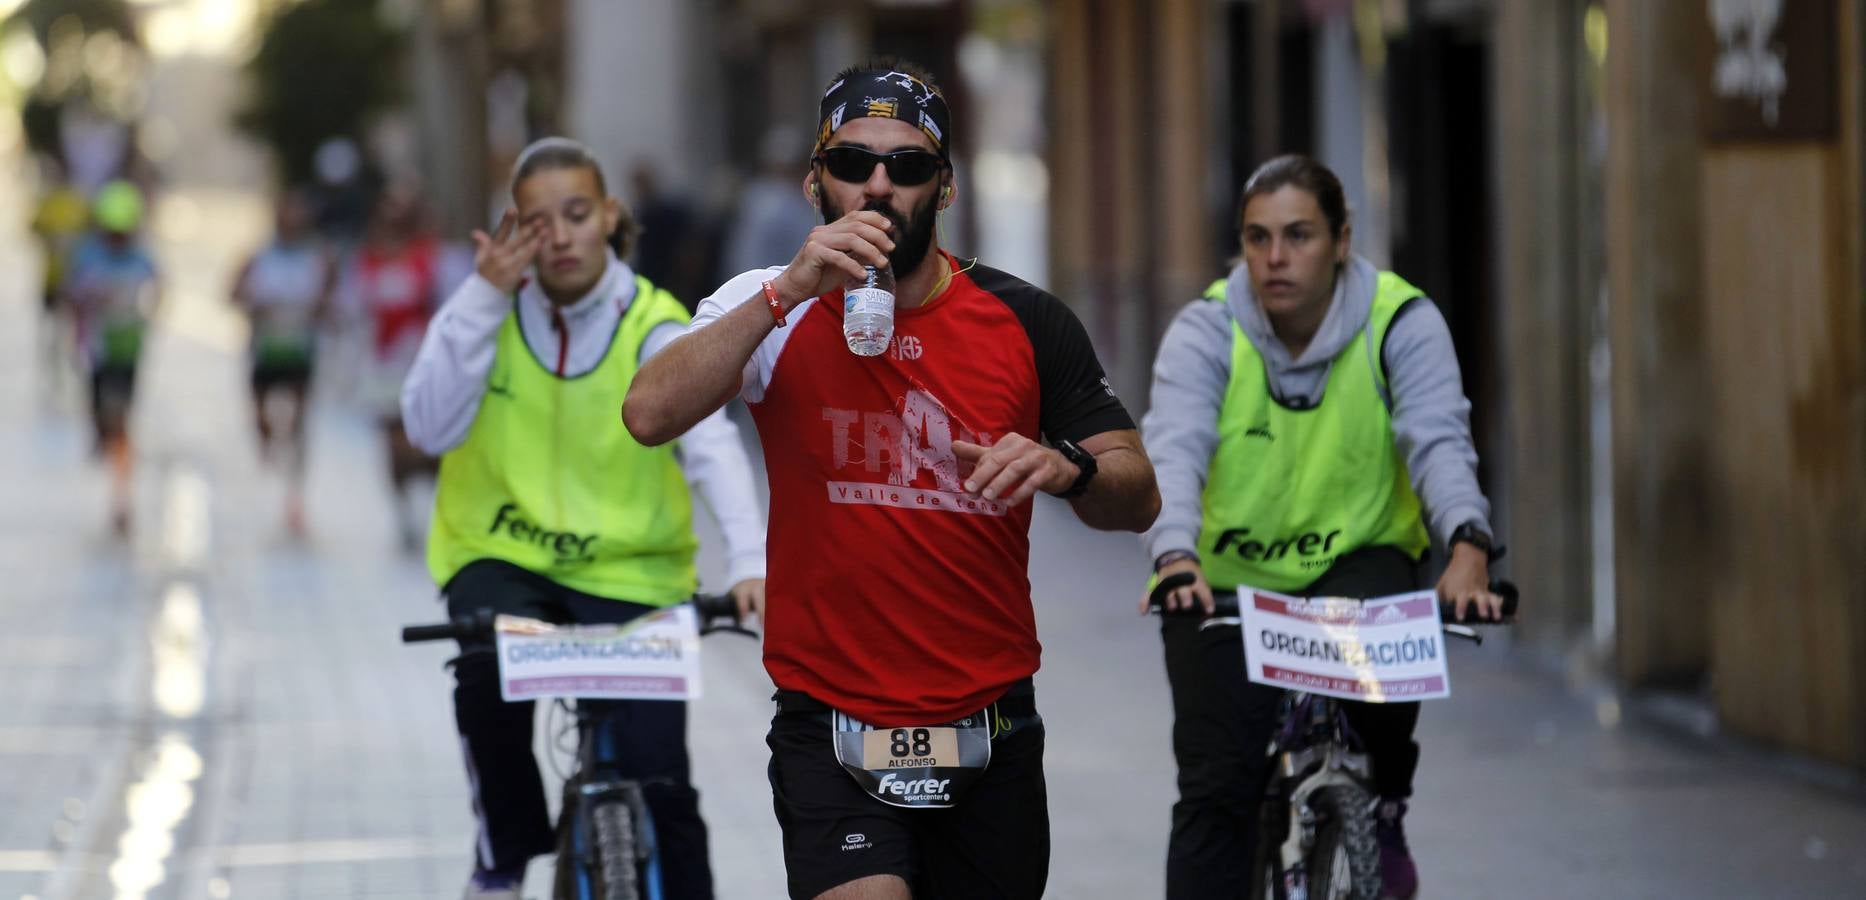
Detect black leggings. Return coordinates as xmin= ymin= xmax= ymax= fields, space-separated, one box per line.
xmin=445 ymin=559 xmax=713 ymax=898
xmin=1161 ymin=547 xmax=1422 ymax=900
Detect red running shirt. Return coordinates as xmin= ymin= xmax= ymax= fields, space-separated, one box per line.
xmin=695 ymin=254 xmax=1133 ymax=725
xmin=353 ymin=237 xmax=442 ymax=359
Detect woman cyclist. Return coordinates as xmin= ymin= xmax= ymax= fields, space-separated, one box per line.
xmin=1140 ymin=155 xmax=1505 ymax=900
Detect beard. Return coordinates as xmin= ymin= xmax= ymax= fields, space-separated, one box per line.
xmin=823 ymin=191 xmax=939 ymax=275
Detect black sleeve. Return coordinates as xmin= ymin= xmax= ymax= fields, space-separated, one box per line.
xmin=971 ymin=265 xmax=1136 ymax=444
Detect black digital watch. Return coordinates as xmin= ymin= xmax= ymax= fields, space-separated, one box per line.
xmin=1051 ymin=439 xmax=1097 ymax=499
xmin=1449 ymin=522 xmax=1496 ymax=558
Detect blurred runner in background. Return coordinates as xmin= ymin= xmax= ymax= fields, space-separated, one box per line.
xmin=30 ymin=161 xmax=90 ymax=403
xmin=63 ymin=179 xmax=160 ymax=535
xmin=232 ymin=187 xmax=336 ymax=536
xmin=335 ymin=184 xmax=471 ymax=550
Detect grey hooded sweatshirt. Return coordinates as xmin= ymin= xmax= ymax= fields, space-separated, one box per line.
xmin=1140 ymin=253 xmax=1491 ymax=563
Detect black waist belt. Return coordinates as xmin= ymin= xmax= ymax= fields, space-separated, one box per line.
xmin=774 ymin=677 xmax=1036 ymax=719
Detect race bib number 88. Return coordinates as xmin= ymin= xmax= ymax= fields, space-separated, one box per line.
xmin=860 ymin=727 xmax=961 ymax=769
xmin=834 ymin=711 xmax=991 ymax=809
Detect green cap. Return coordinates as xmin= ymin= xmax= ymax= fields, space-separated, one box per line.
xmin=92 ymin=180 xmax=145 ymax=233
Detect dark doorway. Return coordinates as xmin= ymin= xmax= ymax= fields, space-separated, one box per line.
xmin=1387 ymin=21 xmax=1498 ymax=481
xmin=1221 ymin=4 xmax=1316 ymax=268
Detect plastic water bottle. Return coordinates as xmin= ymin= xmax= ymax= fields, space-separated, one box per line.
xmin=843 ymin=265 xmax=895 ymax=357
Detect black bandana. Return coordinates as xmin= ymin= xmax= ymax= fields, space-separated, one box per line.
xmin=815 ymin=68 xmax=952 ymax=159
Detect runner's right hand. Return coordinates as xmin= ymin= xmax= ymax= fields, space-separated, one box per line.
xmin=473 ymin=210 xmax=545 ymax=294
xmin=770 ymin=211 xmax=895 ymax=309
xmin=1146 ymin=557 xmax=1215 ymax=616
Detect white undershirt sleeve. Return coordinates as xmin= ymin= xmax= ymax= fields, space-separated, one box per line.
xmin=400 ymin=274 xmax=512 ymax=455
xmin=690 ymin=266 xmax=796 ymax=404
xmin=642 ymin=321 xmax=768 ymax=585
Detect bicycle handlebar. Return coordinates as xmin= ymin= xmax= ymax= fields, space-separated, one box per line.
xmin=692 ymin=592 xmax=761 ymax=638
xmin=400 ymin=608 xmax=498 ymax=645
xmin=690 ymin=592 xmax=748 ymax=633
xmin=400 ymin=622 xmax=464 ymax=643
xmin=400 ymin=594 xmax=755 ymax=644
xmin=1147 ymin=573 xmax=1520 ymax=623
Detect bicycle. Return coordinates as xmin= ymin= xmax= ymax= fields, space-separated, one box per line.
xmin=1148 ymin=572 xmax=1517 ymax=900
xmin=402 ymin=593 xmax=755 ymax=900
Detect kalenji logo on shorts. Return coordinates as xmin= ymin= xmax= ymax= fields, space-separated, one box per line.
xmin=821 ymin=389 xmax=1008 ymax=517
xmin=841 ymin=832 xmax=873 ymax=852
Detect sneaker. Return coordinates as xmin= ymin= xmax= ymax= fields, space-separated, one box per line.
xmin=1375 ymin=799 xmax=1418 ymax=900
xmin=461 ymin=867 xmax=523 ymax=900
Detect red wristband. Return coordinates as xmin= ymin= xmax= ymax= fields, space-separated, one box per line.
xmin=762 ymin=280 xmax=787 ymax=327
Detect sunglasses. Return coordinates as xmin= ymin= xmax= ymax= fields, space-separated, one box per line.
xmin=814 ymin=146 xmax=946 ymax=186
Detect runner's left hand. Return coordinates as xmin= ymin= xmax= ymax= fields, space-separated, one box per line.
xmin=952 ymin=433 xmax=1077 ymax=507
xmin=729 ymin=578 xmax=766 ymax=624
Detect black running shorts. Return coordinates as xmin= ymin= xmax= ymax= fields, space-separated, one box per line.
xmin=766 ymin=685 xmax=1050 ymax=900
xmin=251 ymin=359 xmax=313 ymax=394
xmin=89 ymin=363 xmax=136 ymax=437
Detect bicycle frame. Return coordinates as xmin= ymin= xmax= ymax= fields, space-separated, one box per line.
xmin=1259 ymin=692 xmax=1373 ymax=900
xmin=1186 ymin=611 xmax=1379 ymax=900
xmin=1150 ymin=574 xmax=1519 ymax=900
xmin=565 ymin=701 xmax=664 ymax=900
xmin=403 ymin=594 xmax=751 ymax=900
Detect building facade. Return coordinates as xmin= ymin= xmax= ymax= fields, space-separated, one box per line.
xmin=547 ymin=0 xmax=1866 ymax=768
xmin=1050 ymin=0 xmax=1866 ymax=769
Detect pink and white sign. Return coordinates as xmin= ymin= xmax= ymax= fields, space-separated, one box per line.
xmin=495 ymin=607 xmax=702 ymax=702
xmin=1239 ymin=588 xmax=1451 ymax=703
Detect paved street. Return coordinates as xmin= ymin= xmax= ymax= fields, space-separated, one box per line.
xmin=4 ymin=87 xmax=1866 ymax=899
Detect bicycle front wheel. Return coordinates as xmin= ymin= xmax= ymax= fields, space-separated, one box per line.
xmin=1307 ymin=784 xmax=1381 ymax=900
xmin=590 ymin=795 xmax=643 ymax=900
